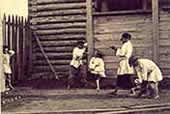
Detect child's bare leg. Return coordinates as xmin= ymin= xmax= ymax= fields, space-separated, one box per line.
xmin=7 ymin=74 xmax=14 ymax=90
xmin=149 ymin=82 xmax=159 ymax=99
xmin=96 ymin=79 xmax=100 ymax=91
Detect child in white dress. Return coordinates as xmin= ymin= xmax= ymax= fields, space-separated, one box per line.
xmin=89 ymin=51 xmax=106 ymax=91
xmin=3 ymin=46 xmax=15 ymax=91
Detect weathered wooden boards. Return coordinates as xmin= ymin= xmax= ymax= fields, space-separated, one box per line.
xmin=29 ymin=0 xmax=87 ymax=78
xmin=159 ymin=11 xmax=170 ymax=75
xmin=94 ymin=14 xmax=153 ymax=77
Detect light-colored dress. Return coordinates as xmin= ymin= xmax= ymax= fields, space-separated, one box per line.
xmin=116 ymin=40 xmax=134 ymax=75
xmin=70 ymin=47 xmax=86 ymax=68
xmin=3 ymin=50 xmax=15 ymax=74
xmin=89 ymin=57 xmax=106 ymax=77
xmin=134 ymin=59 xmax=163 ymax=83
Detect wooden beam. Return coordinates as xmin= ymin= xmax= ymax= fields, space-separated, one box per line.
xmin=86 ymin=0 xmax=94 ymax=61
xmin=152 ymin=0 xmax=160 ymax=64
xmin=143 ymin=0 xmax=147 ymax=10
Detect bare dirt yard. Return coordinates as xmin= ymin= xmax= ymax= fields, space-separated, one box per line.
xmin=2 ymin=78 xmax=170 ymax=114
xmin=1 ymin=87 xmax=170 ymax=114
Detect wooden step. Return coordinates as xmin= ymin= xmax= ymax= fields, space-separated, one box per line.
xmin=30 ymin=9 xmax=86 ymax=18
xmin=29 ymin=3 xmax=86 ymax=12
xmin=32 ymin=22 xmax=86 ymax=30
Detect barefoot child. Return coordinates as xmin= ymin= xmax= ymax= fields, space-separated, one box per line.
xmin=89 ymin=51 xmax=106 ymax=91
xmin=3 ymin=46 xmax=15 ymax=91
xmin=129 ymin=56 xmax=163 ymax=99
xmin=110 ymin=33 xmax=135 ymax=95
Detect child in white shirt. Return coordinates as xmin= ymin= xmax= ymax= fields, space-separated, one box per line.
xmin=3 ymin=46 xmax=15 ymax=91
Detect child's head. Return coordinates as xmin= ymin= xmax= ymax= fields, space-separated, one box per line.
xmin=129 ymin=56 xmax=139 ymax=67
xmin=77 ymin=41 xmax=84 ymax=49
xmin=3 ymin=45 xmax=9 ymax=53
xmin=120 ymin=32 xmax=131 ymax=43
xmin=94 ymin=51 xmax=103 ymax=58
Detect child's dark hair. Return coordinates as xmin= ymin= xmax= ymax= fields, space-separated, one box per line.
xmin=129 ymin=56 xmax=139 ymax=67
xmin=121 ymin=32 xmax=131 ymax=40
xmin=96 ymin=52 xmax=103 ymax=58
xmin=77 ymin=41 xmax=84 ymax=46
xmin=3 ymin=45 xmax=9 ymax=53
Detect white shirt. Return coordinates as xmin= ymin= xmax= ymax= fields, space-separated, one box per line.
xmin=70 ymin=47 xmax=86 ymax=68
xmin=134 ymin=59 xmax=163 ymax=83
xmin=89 ymin=57 xmax=106 ymax=77
xmin=116 ymin=41 xmax=134 ymax=75
xmin=3 ymin=50 xmax=15 ymax=74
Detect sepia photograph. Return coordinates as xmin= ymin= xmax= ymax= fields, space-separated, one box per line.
xmin=1 ymin=0 xmax=170 ymax=113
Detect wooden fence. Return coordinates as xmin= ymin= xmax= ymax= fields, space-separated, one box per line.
xmin=2 ymin=14 xmax=32 ymax=85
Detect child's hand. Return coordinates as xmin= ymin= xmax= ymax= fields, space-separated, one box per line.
xmin=134 ymin=79 xmax=142 ymax=84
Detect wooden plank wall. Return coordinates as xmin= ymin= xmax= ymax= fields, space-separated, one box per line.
xmin=28 ymin=0 xmax=87 ymax=79
xmin=94 ymin=14 xmax=153 ymax=77
xmin=159 ymin=11 xmax=170 ymax=76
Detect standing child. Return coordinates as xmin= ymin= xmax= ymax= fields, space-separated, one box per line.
xmin=88 ymin=51 xmax=106 ymax=91
xmin=110 ymin=32 xmax=135 ymax=95
xmin=68 ymin=41 xmax=87 ymax=89
xmin=129 ymin=56 xmax=163 ymax=99
xmin=3 ymin=46 xmax=15 ymax=91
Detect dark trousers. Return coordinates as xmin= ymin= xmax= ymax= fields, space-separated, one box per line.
xmin=116 ymin=74 xmax=136 ymax=89
xmin=68 ymin=65 xmax=87 ymax=88
xmin=5 ymin=73 xmax=13 ymax=89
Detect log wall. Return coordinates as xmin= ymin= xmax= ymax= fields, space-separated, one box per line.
xmin=159 ymin=11 xmax=170 ymax=76
xmin=94 ymin=10 xmax=170 ymax=77
xmin=29 ymin=0 xmax=87 ymax=79
xmin=94 ymin=13 xmax=154 ymax=77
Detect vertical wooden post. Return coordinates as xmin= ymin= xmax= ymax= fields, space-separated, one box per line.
xmin=28 ymin=19 xmax=33 ymax=79
xmin=20 ymin=16 xmax=24 ymax=80
xmin=152 ymin=0 xmax=160 ymax=64
xmin=143 ymin=0 xmax=147 ymax=10
xmin=16 ymin=16 xmax=19 ymax=81
xmin=0 ymin=11 xmax=6 ymax=92
xmin=11 ymin=15 xmax=15 ymax=84
xmin=86 ymin=0 xmax=94 ymax=61
xmin=7 ymin=15 xmax=11 ymax=48
xmin=3 ymin=14 xmax=6 ymax=45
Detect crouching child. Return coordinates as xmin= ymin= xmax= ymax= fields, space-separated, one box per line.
xmin=129 ymin=56 xmax=163 ymax=99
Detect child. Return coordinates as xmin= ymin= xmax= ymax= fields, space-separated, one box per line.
xmin=68 ymin=41 xmax=87 ymax=89
xmin=110 ymin=32 xmax=135 ymax=95
xmin=88 ymin=51 xmax=106 ymax=91
xmin=3 ymin=46 xmax=15 ymax=91
xmin=129 ymin=56 xmax=163 ymax=99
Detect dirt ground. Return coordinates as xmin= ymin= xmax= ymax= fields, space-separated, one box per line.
xmin=1 ymin=87 xmax=170 ymax=114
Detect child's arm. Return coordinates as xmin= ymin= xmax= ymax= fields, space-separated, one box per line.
xmin=8 ymin=50 xmax=15 ymax=56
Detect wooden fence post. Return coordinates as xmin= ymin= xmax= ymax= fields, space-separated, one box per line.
xmin=86 ymin=0 xmax=94 ymax=61
xmin=152 ymin=0 xmax=160 ymax=64
xmin=7 ymin=15 xmax=11 ymax=49
xmin=0 ymin=12 xmax=6 ymax=92
xmin=28 ymin=19 xmax=33 ymax=79
xmin=3 ymin=14 xmax=6 ymax=45
xmin=11 ymin=15 xmax=15 ymax=84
